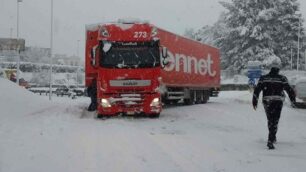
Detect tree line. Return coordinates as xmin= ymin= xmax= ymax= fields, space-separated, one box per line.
xmin=185 ymin=0 xmax=305 ymax=71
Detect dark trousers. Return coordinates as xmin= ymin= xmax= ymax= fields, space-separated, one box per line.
xmin=263 ymin=100 xmax=283 ymax=142
xmin=88 ymin=90 xmax=97 ymax=111
xmin=88 ymin=95 xmax=97 ymax=111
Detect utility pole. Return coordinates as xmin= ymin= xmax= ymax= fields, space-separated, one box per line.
xmin=10 ymin=28 xmax=13 ymax=38
xmin=76 ymin=40 xmax=80 ymax=86
xmin=49 ymin=0 xmax=54 ymax=100
xmin=16 ymin=0 xmax=22 ymax=85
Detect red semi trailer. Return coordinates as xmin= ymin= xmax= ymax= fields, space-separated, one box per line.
xmin=85 ymin=19 xmax=220 ymax=118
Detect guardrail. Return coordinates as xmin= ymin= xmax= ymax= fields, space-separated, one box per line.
xmin=29 ymin=87 xmax=85 ymax=98
xmin=221 ymin=84 xmax=249 ymax=91
xmin=29 ymin=84 xmax=250 ymax=98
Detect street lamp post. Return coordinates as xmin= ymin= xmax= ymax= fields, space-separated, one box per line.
xmin=76 ymin=40 xmax=80 ymax=86
xmin=49 ymin=0 xmax=54 ymax=100
xmin=77 ymin=40 xmax=80 ymax=58
xmin=16 ymin=0 xmax=22 ymax=85
xmin=10 ymin=28 xmax=13 ymax=38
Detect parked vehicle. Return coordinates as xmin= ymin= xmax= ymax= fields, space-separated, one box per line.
xmin=293 ymin=77 xmax=306 ymax=108
xmin=55 ymin=85 xmax=84 ymax=97
xmin=2 ymin=69 xmax=30 ymax=88
xmin=85 ymin=19 xmax=220 ymax=118
xmin=295 ymin=78 xmax=306 ymax=101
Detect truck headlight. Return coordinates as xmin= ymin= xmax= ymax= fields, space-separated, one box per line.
xmin=150 ymin=98 xmax=160 ymax=107
xmin=101 ymin=98 xmax=111 ymax=108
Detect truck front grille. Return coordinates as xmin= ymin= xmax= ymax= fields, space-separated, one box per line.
xmin=109 ymin=93 xmax=145 ymax=108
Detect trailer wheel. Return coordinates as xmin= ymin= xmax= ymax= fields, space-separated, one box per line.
xmin=195 ymin=90 xmax=203 ymax=104
xmin=201 ymin=91 xmax=209 ymax=104
xmin=184 ymin=91 xmax=195 ymax=105
xmin=201 ymin=96 xmax=209 ymax=104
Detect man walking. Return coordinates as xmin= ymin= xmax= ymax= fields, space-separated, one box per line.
xmin=252 ymin=61 xmax=296 ymax=149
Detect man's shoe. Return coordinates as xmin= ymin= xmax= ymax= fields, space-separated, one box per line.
xmin=267 ymin=142 xmax=275 ymax=150
xmin=272 ymin=138 xmax=277 ymax=144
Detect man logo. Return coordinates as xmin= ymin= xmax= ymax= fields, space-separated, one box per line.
xmin=123 ymin=81 xmax=138 ymax=86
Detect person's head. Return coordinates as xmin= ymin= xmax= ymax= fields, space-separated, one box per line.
xmin=270 ymin=60 xmax=281 ymax=74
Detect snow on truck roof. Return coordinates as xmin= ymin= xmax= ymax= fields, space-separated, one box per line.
xmin=85 ymin=18 xmax=150 ymax=31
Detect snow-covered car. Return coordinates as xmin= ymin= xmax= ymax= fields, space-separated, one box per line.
xmin=55 ymin=85 xmax=84 ymax=97
xmin=55 ymin=85 xmax=70 ymax=96
xmin=295 ymin=77 xmax=306 ymax=102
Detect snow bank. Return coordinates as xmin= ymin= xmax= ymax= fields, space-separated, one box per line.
xmin=0 ymin=78 xmax=48 ymax=119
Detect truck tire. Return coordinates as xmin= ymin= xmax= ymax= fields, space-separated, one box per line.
xmin=201 ymin=91 xmax=210 ymax=104
xmin=201 ymin=95 xmax=209 ymax=104
xmin=163 ymin=99 xmax=171 ymax=105
xmin=171 ymin=100 xmax=180 ymax=104
xmin=150 ymin=113 xmax=160 ymax=118
xmin=97 ymin=114 xmax=104 ymax=119
xmin=195 ymin=90 xmax=203 ymax=104
xmin=184 ymin=90 xmax=194 ymax=105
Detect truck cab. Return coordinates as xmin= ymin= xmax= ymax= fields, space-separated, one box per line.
xmin=85 ymin=20 xmax=164 ymax=118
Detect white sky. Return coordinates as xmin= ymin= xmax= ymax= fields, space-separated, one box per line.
xmin=0 ymin=0 xmax=305 ymax=57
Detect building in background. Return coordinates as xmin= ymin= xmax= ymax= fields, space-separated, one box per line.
xmin=0 ymin=38 xmax=25 ymax=51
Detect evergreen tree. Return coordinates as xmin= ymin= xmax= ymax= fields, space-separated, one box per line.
xmin=189 ymin=0 xmax=305 ymax=70
xmin=221 ymin=0 xmax=305 ymax=70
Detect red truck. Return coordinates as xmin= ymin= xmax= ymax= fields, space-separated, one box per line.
xmin=85 ymin=19 xmax=220 ymax=118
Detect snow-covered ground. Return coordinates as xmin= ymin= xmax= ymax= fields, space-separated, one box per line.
xmin=1 ymin=78 xmax=306 ymax=172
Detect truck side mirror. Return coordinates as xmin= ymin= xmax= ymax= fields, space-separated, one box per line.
xmin=90 ymin=46 xmax=98 ymax=66
xmin=160 ymin=46 xmax=169 ymax=68
xmin=161 ymin=46 xmax=168 ymax=59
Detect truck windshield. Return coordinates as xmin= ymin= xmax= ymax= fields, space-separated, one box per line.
xmin=101 ymin=43 xmax=160 ymax=68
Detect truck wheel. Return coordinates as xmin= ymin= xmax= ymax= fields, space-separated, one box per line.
xmin=163 ymin=99 xmax=171 ymax=105
xmin=171 ymin=100 xmax=179 ymax=104
xmin=184 ymin=91 xmax=195 ymax=105
xmin=200 ymin=91 xmax=209 ymax=104
xmin=150 ymin=113 xmax=160 ymax=118
xmin=201 ymin=97 xmax=208 ymax=104
xmin=97 ymin=114 xmax=104 ymax=119
xmin=184 ymin=98 xmax=193 ymax=105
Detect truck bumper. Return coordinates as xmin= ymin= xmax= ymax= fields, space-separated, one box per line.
xmin=97 ymin=93 xmax=162 ymax=116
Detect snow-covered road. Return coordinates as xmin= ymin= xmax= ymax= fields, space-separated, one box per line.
xmin=1 ymin=78 xmax=306 ymax=172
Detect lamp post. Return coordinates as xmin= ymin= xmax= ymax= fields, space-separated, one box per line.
xmin=77 ymin=40 xmax=80 ymax=58
xmin=16 ymin=0 xmax=22 ymax=85
xmin=10 ymin=28 xmax=13 ymax=38
xmin=49 ymin=0 xmax=54 ymax=100
xmin=76 ymin=40 xmax=80 ymax=86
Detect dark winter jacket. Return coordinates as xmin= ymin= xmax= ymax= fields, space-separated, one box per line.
xmin=252 ymin=67 xmax=296 ymax=106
